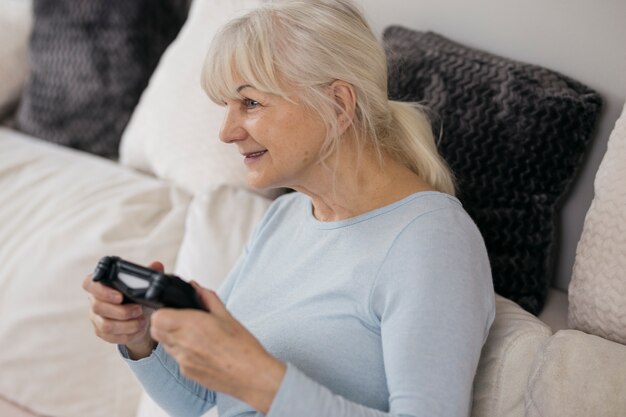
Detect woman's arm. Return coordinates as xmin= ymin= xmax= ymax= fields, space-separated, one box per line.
xmin=267 ymin=208 xmax=495 ymax=417
xmin=120 ymin=343 xmax=217 ymax=416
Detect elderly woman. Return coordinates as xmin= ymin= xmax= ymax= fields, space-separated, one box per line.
xmin=83 ymin=0 xmax=495 ymax=416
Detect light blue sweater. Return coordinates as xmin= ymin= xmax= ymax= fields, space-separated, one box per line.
xmin=121 ymin=191 xmax=495 ymax=417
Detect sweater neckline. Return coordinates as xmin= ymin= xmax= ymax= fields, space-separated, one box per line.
xmin=305 ymin=191 xmax=458 ymax=230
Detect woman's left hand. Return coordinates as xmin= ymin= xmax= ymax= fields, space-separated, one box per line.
xmin=149 ymin=281 xmax=286 ymax=414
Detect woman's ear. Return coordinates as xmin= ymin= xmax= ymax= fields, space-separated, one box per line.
xmin=329 ymin=80 xmax=357 ymax=133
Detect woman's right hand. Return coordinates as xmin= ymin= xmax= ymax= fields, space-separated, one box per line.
xmin=82 ymin=261 xmax=163 ymax=360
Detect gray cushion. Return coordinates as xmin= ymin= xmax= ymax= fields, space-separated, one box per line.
xmin=384 ymin=27 xmax=601 ymax=314
xmin=16 ymin=0 xmax=189 ymax=158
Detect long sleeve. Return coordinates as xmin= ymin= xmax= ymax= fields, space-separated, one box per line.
xmin=119 ymin=343 xmax=216 ymax=416
xmin=265 ymin=206 xmax=495 ymax=417
xmin=268 ymin=364 xmax=413 ymax=417
xmin=372 ymin=208 xmax=495 ymax=416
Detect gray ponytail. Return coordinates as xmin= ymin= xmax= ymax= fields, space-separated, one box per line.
xmin=386 ymin=100 xmax=455 ymax=195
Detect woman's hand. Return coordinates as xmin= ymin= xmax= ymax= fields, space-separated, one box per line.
xmin=82 ymin=261 xmax=162 ymax=360
xmin=150 ymin=282 xmax=287 ymax=414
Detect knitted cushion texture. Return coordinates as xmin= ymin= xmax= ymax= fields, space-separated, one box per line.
xmin=16 ymin=0 xmax=189 ymax=158
xmin=569 ymin=103 xmax=626 ymax=344
xmin=383 ymin=27 xmax=602 ymax=314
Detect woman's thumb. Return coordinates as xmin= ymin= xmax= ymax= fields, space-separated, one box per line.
xmin=191 ymin=281 xmax=226 ymax=315
xmin=148 ymin=261 xmax=165 ymax=273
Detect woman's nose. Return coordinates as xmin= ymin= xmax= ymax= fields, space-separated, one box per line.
xmin=219 ymin=107 xmax=247 ymax=144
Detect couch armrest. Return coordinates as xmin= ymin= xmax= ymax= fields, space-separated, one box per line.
xmin=472 ymin=295 xmax=552 ymax=417
xmin=526 ymin=330 xmax=626 ymax=417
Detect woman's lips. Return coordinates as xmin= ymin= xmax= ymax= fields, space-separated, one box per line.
xmin=244 ymin=150 xmax=267 ymax=164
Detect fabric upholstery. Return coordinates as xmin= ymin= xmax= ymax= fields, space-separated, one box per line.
xmin=0 ymin=129 xmax=190 ymax=417
xmin=0 ymin=0 xmax=32 ymax=118
xmin=0 ymin=396 xmax=40 ymax=417
xmin=526 ymin=330 xmax=626 ymax=417
xmin=383 ymin=27 xmax=602 ymax=314
xmin=174 ymin=185 xmax=272 ymax=288
xmin=569 ymin=102 xmax=626 ymax=344
xmin=120 ymin=0 xmax=279 ymax=199
xmin=471 ymin=295 xmax=551 ymax=417
xmin=15 ymin=0 xmax=188 ymax=158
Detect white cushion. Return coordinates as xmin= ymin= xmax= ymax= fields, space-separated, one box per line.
xmin=569 ymin=102 xmax=626 ymax=344
xmin=136 ymin=185 xmax=271 ymax=417
xmin=0 ymin=0 xmax=32 ymax=117
xmin=174 ymin=185 xmax=272 ymax=288
xmin=525 ymin=330 xmax=626 ymax=417
xmin=471 ymin=295 xmax=552 ymax=417
xmin=119 ymin=0 xmax=278 ymax=199
xmin=0 ymin=128 xmax=191 ymax=417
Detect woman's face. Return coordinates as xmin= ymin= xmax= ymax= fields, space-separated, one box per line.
xmin=219 ymin=83 xmax=329 ymax=191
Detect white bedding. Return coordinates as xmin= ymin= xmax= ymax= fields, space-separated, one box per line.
xmin=0 ymin=129 xmax=190 ymax=417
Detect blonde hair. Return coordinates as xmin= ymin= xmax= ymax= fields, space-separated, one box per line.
xmin=202 ymin=0 xmax=455 ymax=195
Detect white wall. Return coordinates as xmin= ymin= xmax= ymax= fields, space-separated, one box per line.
xmin=356 ymin=0 xmax=626 ymax=291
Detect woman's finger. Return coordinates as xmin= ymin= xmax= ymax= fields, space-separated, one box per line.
xmin=91 ymin=312 xmax=148 ymax=337
xmin=84 ymin=278 xmax=123 ymax=304
xmin=191 ymin=281 xmax=227 ymax=316
xmin=150 ymin=309 xmax=210 ymax=347
xmin=91 ymin=299 xmax=144 ymax=321
xmin=148 ymin=261 xmax=165 ymax=273
xmin=81 ymin=275 xmax=92 ymax=291
xmin=149 ymin=318 xmax=178 ymax=346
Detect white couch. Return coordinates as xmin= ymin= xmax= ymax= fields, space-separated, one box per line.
xmin=1 ymin=1 xmax=625 ymax=416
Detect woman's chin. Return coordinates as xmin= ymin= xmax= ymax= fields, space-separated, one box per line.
xmin=246 ymin=175 xmax=276 ymax=191
xmin=246 ymin=170 xmax=293 ymax=192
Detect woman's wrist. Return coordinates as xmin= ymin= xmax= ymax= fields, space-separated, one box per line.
xmin=126 ymin=338 xmax=157 ymax=360
xmin=241 ymin=356 xmax=287 ymax=414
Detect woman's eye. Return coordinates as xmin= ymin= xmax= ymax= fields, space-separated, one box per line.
xmin=243 ymin=98 xmax=260 ymax=109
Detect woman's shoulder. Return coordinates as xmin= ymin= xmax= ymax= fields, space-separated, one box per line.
xmin=381 ymin=191 xmax=470 ymax=227
xmin=402 ymin=191 xmax=462 ymax=214
xmin=396 ymin=192 xmax=485 ymax=247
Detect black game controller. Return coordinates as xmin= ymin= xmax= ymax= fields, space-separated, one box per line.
xmin=92 ymin=256 xmax=205 ymax=310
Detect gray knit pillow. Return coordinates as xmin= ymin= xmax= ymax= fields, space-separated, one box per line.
xmin=16 ymin=0 xmax=189 ymax=158
xmin=384 ymin=27 xmax=602 ymax=314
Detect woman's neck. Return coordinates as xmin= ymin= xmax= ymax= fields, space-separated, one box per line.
xmin=292 ymin=147 xmax=435 ymax=222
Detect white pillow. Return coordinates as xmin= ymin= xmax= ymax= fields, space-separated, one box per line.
xmin=0 ymin=0 xmax=32 ymax=118
xmin=0 ymin=129 xmax=191 ymax=417
xmin=136 ymin=185 xmax=272 ymax=417
xmin=569 ymin=102 xmax=626 ymax=344
xmin=174 ymin=185 xmax=272 ymax=288
xmin=119 ymin=0 xmax=277 ymax=199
